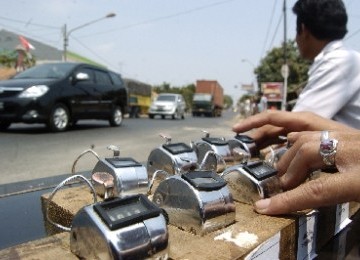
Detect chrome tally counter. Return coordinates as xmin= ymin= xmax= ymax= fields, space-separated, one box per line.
xmin=191 ymin=130 xmax=231 ymax=172
xmin=191 ymin=130 xmax=250 ymax=172
xmin=147 ymin=134 xmax=198 ymax=179
xmin=91 ymin=145 xmax=149 ymax=198
xmin=228 ymin=134 xmax=259 ymax=158
xmin=152 ymin=170 xmax=236 ymax=235
xmin=221 ymin=160 xmax=282 ymax=204
xmin=70 ymin=194 xmax=169 ymax=260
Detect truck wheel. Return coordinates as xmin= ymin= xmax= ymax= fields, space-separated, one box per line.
xmin=0 ymin=121 xmax=11 ymax=130
xmin=109 ymin=106 xmax=123 ymax=126
xmin=47 ymin=103 xmax=70 ymax=132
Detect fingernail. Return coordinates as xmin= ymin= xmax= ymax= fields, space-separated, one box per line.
xmin=255 ymin=198 xmax=271 ymax=212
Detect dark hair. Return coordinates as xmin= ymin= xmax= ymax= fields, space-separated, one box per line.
xmin=293 ymin=0 xmax=348 ymax=40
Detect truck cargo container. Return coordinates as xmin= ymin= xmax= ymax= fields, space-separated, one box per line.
xmin=124 ymin=78 xmax=152 ymax=118
xmin=192 ymin=80 xmax=223 ymax=117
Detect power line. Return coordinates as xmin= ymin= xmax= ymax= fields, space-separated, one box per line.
xmin=267 ymin=11 xmax=283 ymax=53
xmin=0 ymin=15 xmax=59 ymax=30
xmin=261 ymin=0 xmax=279 ymax=59
xmin=78 ymin=0 xmax=239 ymax=38
xmin=345 ymin=27 xmax=360 ymax=41
xmin=71 ymin=35 xmax=118 ymax=70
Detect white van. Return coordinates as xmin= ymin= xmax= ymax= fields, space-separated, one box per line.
xmin=148 ymin=93 xmax=186 ymax=119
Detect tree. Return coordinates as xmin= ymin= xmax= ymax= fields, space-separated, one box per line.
xmin=223 ymin=95 xmax=233 ymax=109
xmin=153 ymin=82 xmax=195 ymax=110
xmin=0 ymin=49 xmax=36 ymax=69
xmin=255 ymin=40 xmax=310 ymax=93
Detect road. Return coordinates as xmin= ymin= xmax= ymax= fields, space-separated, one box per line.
xmin=0 ymin=110 xmax=242 ymax=185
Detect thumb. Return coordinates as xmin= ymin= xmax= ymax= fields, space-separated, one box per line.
xmin=254 ymin=173 xmax=359 ymax=215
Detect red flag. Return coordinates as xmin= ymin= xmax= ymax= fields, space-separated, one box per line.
xmin=18 ymin=35 xmax=35 ymax=51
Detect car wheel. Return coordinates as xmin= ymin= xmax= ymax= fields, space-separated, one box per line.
xmin=47 ymin=103 xmax=70 ymax=132
xmin=181 ymin=113 xmax=185 ymax=119
xmin=172 ymin=110 xmax=179 ymax=120
xmin=0 ymin=121 xmax=11 ymax=130
xmin=109 ymin=106 xmax=123 ymax=126
xmin=149 ymin=114 xmax=154 ymax=119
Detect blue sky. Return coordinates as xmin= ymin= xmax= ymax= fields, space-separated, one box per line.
xmin=1 ymin=0 xmax=360 ymax=100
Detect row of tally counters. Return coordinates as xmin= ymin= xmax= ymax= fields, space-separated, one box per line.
xmin=146 ymin=130 xmax=283 ymax=206
xmin=59 ymin=131 xmax=284 ymax=260
xmin=63 ymin=138 xmax=241 ymax=260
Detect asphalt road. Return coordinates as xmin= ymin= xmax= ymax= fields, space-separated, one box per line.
xmin=0 ymin=110 xmax=242 ymax=185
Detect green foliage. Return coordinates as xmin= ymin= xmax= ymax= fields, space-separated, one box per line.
xmin=255 ymin=40 xmax=310 ymax=90
xmin=0 ymin=50 xmax=36 ymax=68
xmin=223 ymin=95 xmax=233 ymax=109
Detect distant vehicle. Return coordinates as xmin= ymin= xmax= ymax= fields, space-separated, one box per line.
xmin=0 ymin=62 xmax=127 ymax=132
xmin=124 ymin=78 xmax=152 ymax=118
xmin=261 ymin=82 xmax=283 ymax=110
xmin=148 ymin=93 xmax=186 ymax=119
xmin=192 ymin=80 xmax=223 ymax=117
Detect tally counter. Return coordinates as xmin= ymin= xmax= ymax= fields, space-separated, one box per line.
xmin=151 ymin=169 xmax=236 ymax=236
xmin=220 ymin=160 xmax=282 ymax=204
xmin=146 ymin=134 xmax=198 ymax=179
xmin=91 ymin=145 xmax=149 ymax=198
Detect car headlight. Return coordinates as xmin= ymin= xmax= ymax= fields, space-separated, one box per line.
xmin=19 ymin=85 xmax=49 ymax=98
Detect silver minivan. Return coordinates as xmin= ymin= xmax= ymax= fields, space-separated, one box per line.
xmin=148 ymin=93 xmax=186 ymax=119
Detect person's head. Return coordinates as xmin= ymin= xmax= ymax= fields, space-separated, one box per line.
xmin=293 ymin=0 xmax=348 ymax=59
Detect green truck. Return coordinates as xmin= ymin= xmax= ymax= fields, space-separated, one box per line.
xmin=192 ymin=80 xmax=224 ymax=117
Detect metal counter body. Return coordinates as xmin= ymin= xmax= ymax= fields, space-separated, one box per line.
xmin=221 ymin=161 xmax=282 ymax=204
xmin=152 ymin=171 xmax=236 ymax=236
xmin=92 ymin=157 xmax=149 ymax=198
xmin=147 ymin=143 xmax=198 ymax=179
xmin=192 ymin=137 xmax=232 ymax=173
xmin=228 ymin=134 xmax=259 ymax=158
xmin=70 ymin=196 xmax=169 ymax=260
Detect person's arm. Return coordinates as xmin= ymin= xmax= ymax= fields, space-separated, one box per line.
xmin=232 ymin=110 xmax=353 ymax=149
xmin=254 ymin=130 xmax=360 ymax=215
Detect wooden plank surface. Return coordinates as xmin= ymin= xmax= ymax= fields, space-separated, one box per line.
xmin=1 ymin=184 xmax=359 ymax=259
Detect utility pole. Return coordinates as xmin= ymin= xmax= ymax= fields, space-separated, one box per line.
xmin=281 ymin=0 xmax=289 ymax=111
xmin=63 ymin=24 xmax=68 ymax=61
xmin=62 ymin=13 xmax=116 ymax=62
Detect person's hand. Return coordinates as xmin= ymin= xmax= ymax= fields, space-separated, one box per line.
xmin=254 ymin=130 xmax=360 ymax=215
xmin=232 ymin=110 xmax=353 ymax=150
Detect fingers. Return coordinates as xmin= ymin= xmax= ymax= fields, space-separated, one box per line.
xmin=276 ymin=132 xmax=323 ymax=189
xmin=285 ymin=131 xmax=360 ymax=174
xmin=255 ymin=172 xmax=360 ymax=215
xmin=232 ymin=110 xmax=353 ymax=139
xmin=232 ymin=110 xmax=293 ymax=133
xmin=249 ymin=125 xmax=286 ymax=150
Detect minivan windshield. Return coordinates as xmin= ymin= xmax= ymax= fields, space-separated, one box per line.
xmin=13 ymin=63 xmax=78 ymax=79
xmin=157 ymin=95 xmax=176 ymax=102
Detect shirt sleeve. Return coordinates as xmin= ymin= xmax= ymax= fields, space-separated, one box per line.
xmin=292 ymin=52 xmax=352 ymax=119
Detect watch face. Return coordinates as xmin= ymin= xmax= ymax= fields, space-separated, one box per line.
xmin=94 ymin=194 xmax=161 ymax=230
xmin=106 ymin=157 xmax=142 ymax=168
xmin=163 ymin=142 xmax=193 ymax=155
xmin=243 ymin=161 xmax=277 ymax=181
